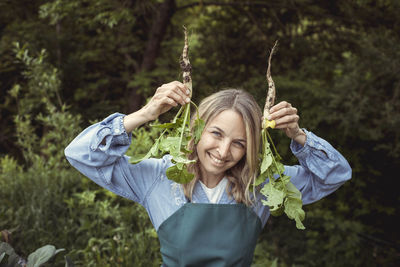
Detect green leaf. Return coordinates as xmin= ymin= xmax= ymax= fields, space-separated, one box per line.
xmin=171 ymin=154 xmax=196 ymax=165
xmin=270 ymin=206 xmax=284 ymax=216
xmin=281 ymin=175 xmax=291 ymax=185
xmin=129 ymin=153 xmax=147 ymax=163
xmin=286 ymin=181 xmax=302 ymax=199
xmin=284 ymin=182 xmax=305 ymax=229
xmin=254 ymin=171 xmax=267 ymax=186
xmin=260 ymin=147 xmax=273 ymax=173
xmin=130 ymin=138 xmax=161 ymax=164
xmin=175 ymin=162 xmax=184 ymax=170
xmin=27 ymin=245 xmax=65 ymax=267
xmin=166 ymin=164 xmax=195 ymax=184
xmin=149 ymin=138 xmax=162 ymax=156
xmin=260 ymin=182 xmax=285 ymax=210
xmin=271 ymin=161 xmax=285 ymax=176
xmin=274 ymin=174 xmax=291 ymax=188
xmin=284 ymin=197 xmax=305 ymax=230
xmin=193 ymin=118 xmax=205 ymax=144
xmin=151 ymin=121 xmax=179 ymax=129
xmin=159 ymin=136 xmax=181 ymax=154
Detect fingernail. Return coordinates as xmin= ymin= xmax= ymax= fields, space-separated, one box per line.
xmin=186 ymin=89 xmax=190 ymax=95
xmin=267 ymin=115 xmax=272 ymax=120
xmin=185 ymin=97 xmax=190 ymax=103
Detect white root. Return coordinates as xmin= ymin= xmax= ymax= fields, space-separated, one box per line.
xmin=180 ymin=26 xmax=192 ymax=97
xmin=263 ymin=40 xmax=278 ymax=128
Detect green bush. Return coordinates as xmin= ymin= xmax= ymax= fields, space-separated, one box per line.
xmin=0 ymin=44 xmax=161 ymax=266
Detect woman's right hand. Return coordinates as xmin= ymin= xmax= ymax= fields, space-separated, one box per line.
xmin=123 ymin=81 xmax=191 ymax=133
xmin=142 ymin=81 xmax=191 ymax=121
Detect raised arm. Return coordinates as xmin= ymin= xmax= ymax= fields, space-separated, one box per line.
xmin=267 ymin=100 xmax=352 ymax=203
xmin=285 ymin=130 xmax=352 ymax=204
xmin=64 ymin=82 xmax=190 ymax=204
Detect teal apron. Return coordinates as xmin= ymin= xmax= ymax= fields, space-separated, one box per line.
xmin=157 ymin=203 xmax=262 ymax=267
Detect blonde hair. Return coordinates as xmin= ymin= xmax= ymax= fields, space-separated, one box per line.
xmin=184 ymin=89 xmax=262 ymax=206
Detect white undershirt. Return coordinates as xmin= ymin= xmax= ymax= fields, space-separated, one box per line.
xmin=199 ymin=177 xmax=228 ymax=204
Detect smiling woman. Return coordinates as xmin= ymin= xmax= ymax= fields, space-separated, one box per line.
xmin=197 ymin=110 xmax=247 ymax=182
xmin=184 ymin=89 xmax=262 ymax=205
xmin=64 ymin=81 xmax=352 ymax=266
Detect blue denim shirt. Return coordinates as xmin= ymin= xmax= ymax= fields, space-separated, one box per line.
xmin=64 ymin=113 xmax=352 ymax=230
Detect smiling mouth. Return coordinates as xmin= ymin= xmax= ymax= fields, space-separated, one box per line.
xmin=208 ymin=152 xmax=225 ymax=165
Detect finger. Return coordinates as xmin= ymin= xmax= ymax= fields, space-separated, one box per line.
xmin=160 ymin=96 xmax=178 ymax=108
xmin=270 ymin=101 xmax=291 ymax=113
xmin=269 ymin=106 xmax=297 ymax=121
xmin=167 ymin=90 xmax=188 ymax=106
xmin=162 ymin=82 xmax=189 ymax=102
xmin=157 ymin=81 xmax=183 ymax=92
xmin=275 ymin=121 xmax=298 ymax=130
xmin=181 ymin=84 xmax=191 ymax=96
xmin=170 ymin=80 xmax=184 ymax=87
xmin=274 ymin=114 xmax=299 ymax=126
xmin=169 ymin=81 xmax=190 ymax=96
xmin=172 ymin=85 xmax=191 ymax=103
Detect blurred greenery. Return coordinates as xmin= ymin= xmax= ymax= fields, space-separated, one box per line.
xmin=1 ymin=0 xmax=399 ymax=266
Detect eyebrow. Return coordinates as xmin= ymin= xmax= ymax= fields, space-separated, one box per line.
xmin=210 ymin=126 xmax=247 ymax=143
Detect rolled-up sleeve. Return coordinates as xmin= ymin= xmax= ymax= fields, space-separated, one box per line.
xmin=64 ymin=113 xmax=167 ymax=205
xmin=285 ymin=129 xmax=352 ymax=204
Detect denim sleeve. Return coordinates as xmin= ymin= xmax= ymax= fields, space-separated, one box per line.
xmin=285 ymin=129 xmax=352 ymax=205
xmin=64 ymin=113 xmax=167 ymax=205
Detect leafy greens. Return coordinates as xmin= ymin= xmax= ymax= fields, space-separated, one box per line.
xmin=130 ymin=102 xmax=204 ymax=184
xmin=258 ymin=41 xmax=306 ymax=230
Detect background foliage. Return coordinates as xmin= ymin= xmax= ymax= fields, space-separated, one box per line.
xmin=1 ymin=0 xmax=399 ymax=266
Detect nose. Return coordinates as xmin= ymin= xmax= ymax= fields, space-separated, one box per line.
xmin=217 ymin=140 xmax=231 ymax=159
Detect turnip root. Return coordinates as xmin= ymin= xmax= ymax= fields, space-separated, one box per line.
xmin=180 ymin=26 xmax=192 ymax=97
xmin=263 ymin=40 xmax=278 ymax=129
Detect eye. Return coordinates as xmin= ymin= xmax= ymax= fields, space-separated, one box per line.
xmin=211 ymin=131 xmax=222 ymax=137
xmin=234 ymin=141 xmax=245 ymax=149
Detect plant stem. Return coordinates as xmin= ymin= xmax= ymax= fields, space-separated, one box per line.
xmin=266 ymin=130 xmax=281 ymax=158
xmin=264 ymin=130 xmax=285 ymax=190
xmin=190 ymin=100 xmax=200 ymax=120
xmin=173 ymin=106 xmax=184 ymax=123
xmin=178 ymin=103 xmax=190 ymax=151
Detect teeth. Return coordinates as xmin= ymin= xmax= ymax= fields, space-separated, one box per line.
xmin=209 ymin=153 xmax=223 ymax=164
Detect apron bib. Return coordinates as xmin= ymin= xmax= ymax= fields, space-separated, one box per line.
xmin=157 ymin=203 xmax=262 ymax=267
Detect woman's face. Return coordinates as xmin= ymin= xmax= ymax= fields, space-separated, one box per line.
xmin=196 ymin=109 xmax=247 ymax=183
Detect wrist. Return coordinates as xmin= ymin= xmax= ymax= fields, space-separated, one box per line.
xmin=292 ymin=129 xmax=307 ymax=147
xmin=123 ymin=108 xmax=153 ymax=133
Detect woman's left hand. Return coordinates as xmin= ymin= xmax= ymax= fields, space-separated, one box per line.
xmin=267 ymin=101 xmax=307 ymax=146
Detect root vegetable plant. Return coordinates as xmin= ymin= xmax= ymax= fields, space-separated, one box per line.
xmin=256 ymin=41 xmax=306 ymax=230
xmin=130 ymin=26 xmax=204 ymax=184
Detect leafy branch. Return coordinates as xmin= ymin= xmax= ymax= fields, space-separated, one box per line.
xmin=130 ymin=26 xmax=204 ymax=184
xmin=257 ymin=41 xmax=305 ymax=230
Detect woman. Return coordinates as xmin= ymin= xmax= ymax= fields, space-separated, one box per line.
xmin=65 ymin=81 xmax=351 ymax=266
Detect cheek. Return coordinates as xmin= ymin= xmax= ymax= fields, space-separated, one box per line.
xmin=195 ymin=138 xmax=208 ymax=158
xmin=197 ymin=133 xmax=212 ymax=150
xmin=233 ymin=149 xmax=246 ymax=162
xmin=195 ymin=136 xmax=205 ymax=153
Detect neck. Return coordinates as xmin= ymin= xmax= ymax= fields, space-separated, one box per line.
xmin=200 ymin=175 xmax=224 ymax=188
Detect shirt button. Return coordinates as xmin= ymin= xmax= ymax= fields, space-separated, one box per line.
xmin=114 ymin=128 xmax=120 ymax=134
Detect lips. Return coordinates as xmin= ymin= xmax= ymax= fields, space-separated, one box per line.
xmin=207 ymin=152 xmax=225 ymax=166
